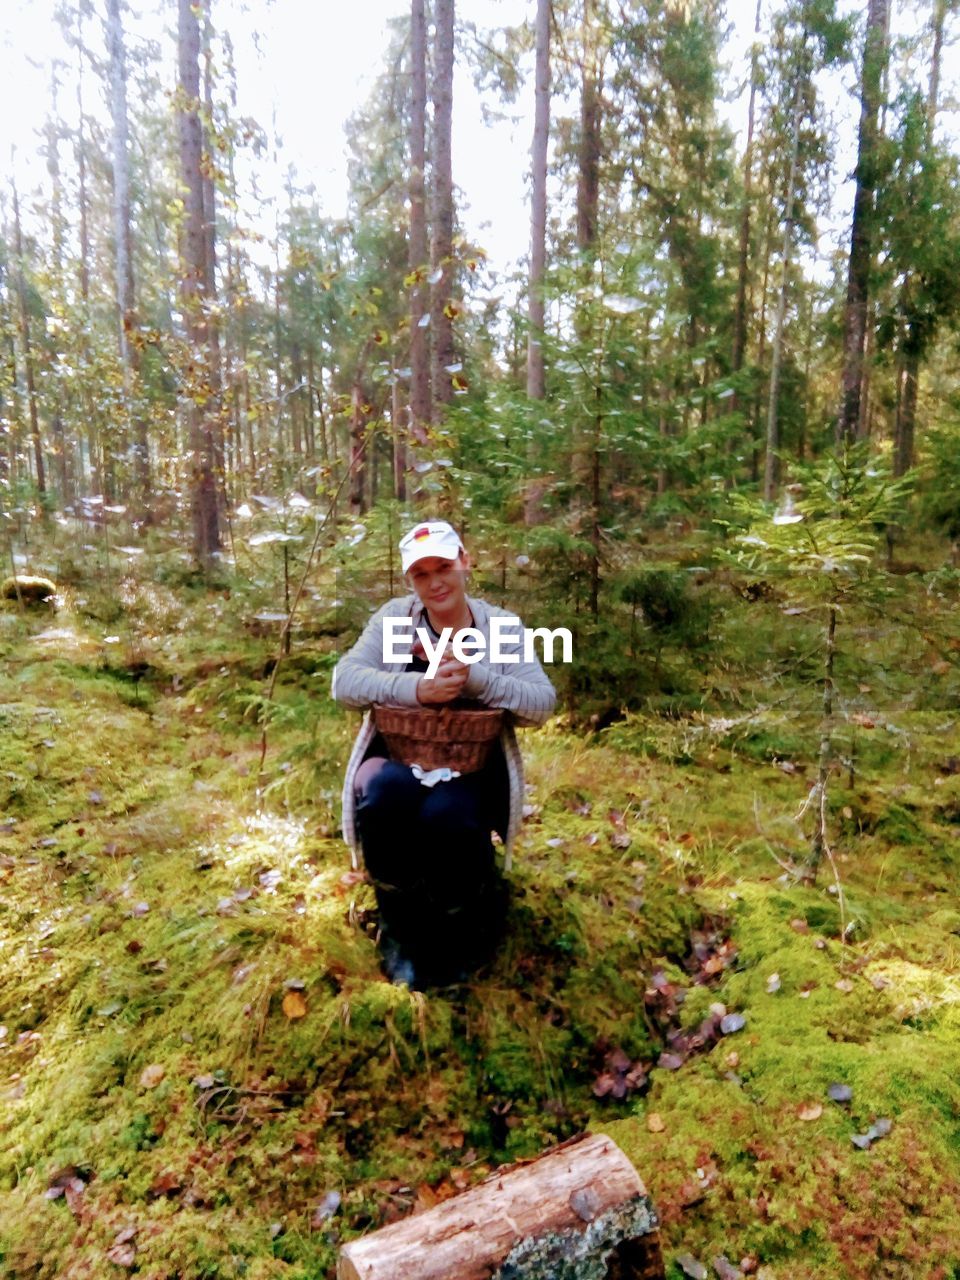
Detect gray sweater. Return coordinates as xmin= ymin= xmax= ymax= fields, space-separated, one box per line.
xmin=331 ymin=591 xmax=557 ymax=869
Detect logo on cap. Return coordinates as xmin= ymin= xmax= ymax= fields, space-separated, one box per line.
xmin=413 ymin=526 xmax=431 ymax=540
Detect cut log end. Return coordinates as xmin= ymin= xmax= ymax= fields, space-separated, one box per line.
xmin=1 ymin=575 xmax=58 ymax=604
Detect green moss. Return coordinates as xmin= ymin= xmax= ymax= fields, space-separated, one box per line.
xmin=2 ymin=563 xmax=960 ymax=1277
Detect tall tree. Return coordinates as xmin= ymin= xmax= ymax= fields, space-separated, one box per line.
xmin=106 ymin=0 xmax=149 ymax=499
xmin=836 ymin=0 xmax=888 ymax=445
xmin=761 ymin=0 xmax=848 ymax=497
xmin=527 ymin=0 xmax=551 ymax=403
xmin=763 ymin=65 xmax=804 ymax=503
xmin=178 ymin=0 xmax=220 ymax=562
xmin=202 ymin=1 xmax=224 ymax=489
xmin=728 ymin=0 xmax=762 ymax=487
xmin=431 ymin=0 xmax=456 ymax=409
xmin=576 ymin=0 xmax=601 ymax=258
xmin=525 ymin=0 xmax=551 ymax=526
xmin=11 ymin=176 xmax=45 ymax=508
xmin=408 ymin=0 xmax=431 ymax=448
xmin=74 ymin=3 xmax=98 ymax=495
xmin=889 ymin=0 xmax=957 ymax=476
xmin=44 ymin=65 xmax=71 ymax=502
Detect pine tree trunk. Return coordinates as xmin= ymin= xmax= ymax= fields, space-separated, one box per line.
xmin=576 ymin=1 xmax=601 ymax=255
xmin=178 ymin=0 xmax=220 ymax=564
xmin=431 ymin=0 xmax=456 ymax=410
xmin=223 ymin=31 xmax=242 ymax=499
xmin=77 ymin=59 xmax=99 ymax=498
xmin=524 ymin=0 xmax=551 ymax=527
xmin=12 ymin=181 xmax=46 ymax=509
xmin=728 ymin=0 xmax=762 ymax=488
xmin=836 ymin=0 xmax=888 ymax=446
xmin=892 ymin=0 xmax=947 ymax=479
xmin=392 ymin=374 xmax=406 ymax=501
xmin=928 ymin=0 xmax=947 ymax=118
xmin=894 ymin=343 xmax=919 ymax=477
xmin=1 ymin=271 xmax=20 ymax=485
xmin=764 ymin=66 xmax=804 ymax=503
xmin=202 ymin=4 xmax=225 ymax=491
xmin=527 ymin=0 xmax=550 ymax=404
xmin=409 ymin=0 xmax=431 ymax=441
xmin=573 ymin=2 xmax=603 ymax=519
xmin=806 ymin=600 xmax=838 ymax=878
xmin=46 ymin=72 xmax=71 ymax=504
xmin=350 ymin=382 xmax=366 ymax=515
xmin=107 ymin=0 xmax=149 ymax=504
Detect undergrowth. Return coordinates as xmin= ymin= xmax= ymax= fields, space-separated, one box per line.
xmin=0 ymin=548 xmax=958 ymax=1279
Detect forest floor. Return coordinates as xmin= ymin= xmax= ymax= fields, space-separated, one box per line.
xmin=1 ymin=542 xmax=959 ymax=1279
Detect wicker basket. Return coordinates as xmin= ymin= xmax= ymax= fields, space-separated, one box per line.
xmin=372 ymin=704 xmax=504 ymax=774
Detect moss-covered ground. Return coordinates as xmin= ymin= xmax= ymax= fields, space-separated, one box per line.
xmin=1 ymin=548 xmax=959 ymax=1279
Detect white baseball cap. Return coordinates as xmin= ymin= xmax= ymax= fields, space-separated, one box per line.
xmin=399 ymin=520 xmax=464 ymax=573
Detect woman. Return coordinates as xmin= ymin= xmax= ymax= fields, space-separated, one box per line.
xmin=331 ymin=519 xmax=556 ymax=987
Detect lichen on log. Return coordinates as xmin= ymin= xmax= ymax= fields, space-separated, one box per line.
xmin=492 ymin=1193 xmax=661 ymax=1280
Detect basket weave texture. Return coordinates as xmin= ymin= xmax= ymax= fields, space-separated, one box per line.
xmin=373 ymin=704 xmax=504 ymax=774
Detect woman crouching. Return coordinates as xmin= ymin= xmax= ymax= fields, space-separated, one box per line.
xmin=331 ymin=519 xmax=556 ymax=988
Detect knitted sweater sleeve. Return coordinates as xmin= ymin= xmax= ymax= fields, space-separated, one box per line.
xmin=461 ymin=607 xmax=557 ymax=728
xmin=330 ymin=600 xmax=422 ymax=710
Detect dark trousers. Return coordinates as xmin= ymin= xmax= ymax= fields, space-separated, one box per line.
xmin=355 ymin=762 xmax=507 ymax=979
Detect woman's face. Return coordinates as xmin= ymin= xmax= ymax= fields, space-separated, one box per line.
xmin=406 ymin=552 xmax=471 ymax=613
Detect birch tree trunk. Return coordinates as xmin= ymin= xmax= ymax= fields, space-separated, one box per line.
xmin=431 ymin=0 xmax=455 ymax=410
xmin=836 ymin=0 xmax=888 ymax=446
xmin=178 ymin=0 xmax=220 ymax=564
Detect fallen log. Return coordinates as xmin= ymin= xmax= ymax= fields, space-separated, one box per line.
xmin=1 ymin=575 xmax=57 ymax=604
xmin=338 ymin=1132 xmax=664 ymax=1280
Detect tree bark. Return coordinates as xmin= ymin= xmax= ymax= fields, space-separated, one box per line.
xmin=576 ymin=0 xmax=601 ymax=256
xmin=764 ymin=61 xmax=805 ymax=502
xmin=728 ymin=0 xmax=762 ymax=488
xmin=892 ymin=0 xmax=949 ymax=477
xmin=74 ymin=12 xmax=99 ymax=497
xmin=337 ymin=1133 xmax=664 ymax=1280
xmin=11 ymin=179 xmax=46 ymax=508
xmin=836 ymin=0 xmax=888 ymax=446
xmin=431 ymin=0 xmax=456 ymax=409
xmin=349 ymin=381 xmax=367 ymax=515
xmin=409 ymin=0 xmax=431 ymax=441
xmin=46 ymin=69 xmax=71 ymax=504
xmin=202 ymin=2 xmax=225 ymax=489
xmin=807 ymin=599 xmax=837 ymax=877
xmin=107 ymin=0 xmax=149 ymax=501
xmin=524 ymin=0 xmax=551 ymax=526
xmin=178 ymin=0 xmax=220 ymax=564
xmin=527 ymin=0 xmax=550 ymax=403
xmin=1 ymin=262 xmax=22 ymax=486
xmin=928 ymin=0 xmax=947 ymax=120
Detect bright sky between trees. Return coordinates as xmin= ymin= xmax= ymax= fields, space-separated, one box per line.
xmin=0 ymin=0 xmax=955 ymax=285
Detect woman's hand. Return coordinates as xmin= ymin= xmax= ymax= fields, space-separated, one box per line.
xmin=416 ymin=655 xmax=470 ymax=705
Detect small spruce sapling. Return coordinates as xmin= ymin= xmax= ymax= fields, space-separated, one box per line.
xmin=722 ymin=446 xmax=912 ymax=881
